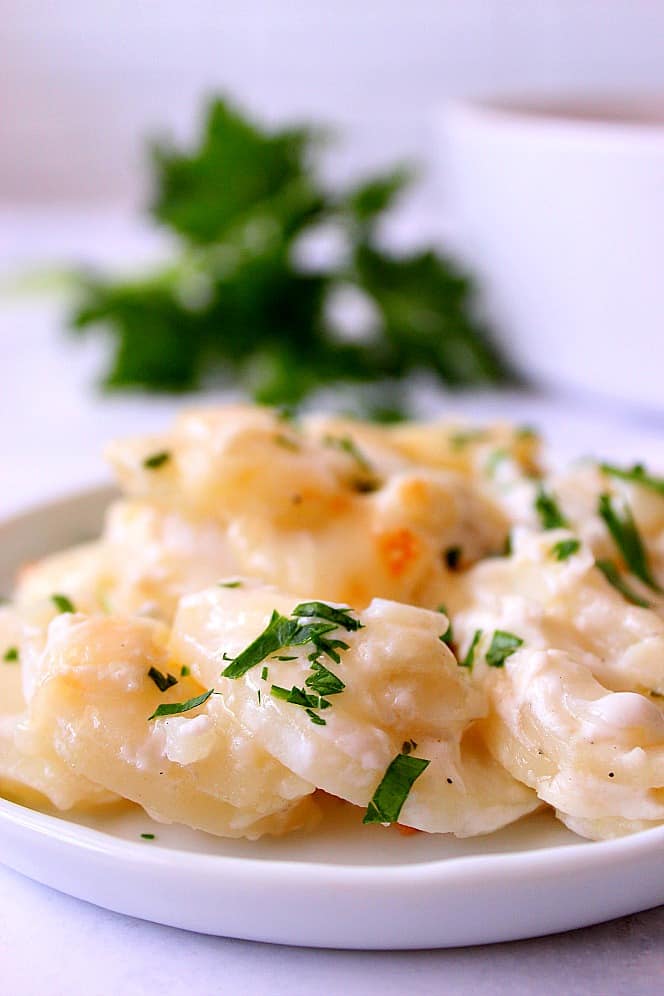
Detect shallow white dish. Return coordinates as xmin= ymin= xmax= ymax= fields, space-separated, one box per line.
xmin=1 ymin=486 xmax=664 ymax=949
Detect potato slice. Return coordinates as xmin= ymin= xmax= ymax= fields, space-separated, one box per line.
xmin=25 ymin=614 xmax=318 ymax=838
xmin=173 ymin=584 xmax=537 ymax=834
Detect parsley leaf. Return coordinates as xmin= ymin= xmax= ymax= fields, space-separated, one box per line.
xmin=143 ymin=450 xmax=171 ymax=470
xmin=550 ymin=538 xmax=581 ymax=561
xmin=291 ymin=601 xmax=363 ymax=632
xmin=305 ymin=661 xmax=345 ymax=696
xmin=595 ymin=559 xmax=651 ymax=608
xmin=51 ymin=593 xmax=76 ymax=614
xmin=598 ymin=493 xmax=660 ymax=591
xmin=221 ymin=610 xmax=337 ymax=678
xmin=459 ymin=629 xmax=483 ymax=669
xmin=3 ymin=646 xmax=19 ymax=663
xmin=68 ymin=96 xmax=515 ymax=414
xmin=147 ymin=667 xmax=179 ymax=692
xmin=486 ymin=630 xmax=523 ymax=667
xmin=363 ymin=753 xmax=430 ymax=824
xmin=534 ymin=487 xmax=568 ymax=530
xmin=270 ymin=684 xmax=330 ymax=724
xmin=600 ymin=462 xmax=664 ymax=496
xmin=148 ymin=688 xmax=214 ymax=721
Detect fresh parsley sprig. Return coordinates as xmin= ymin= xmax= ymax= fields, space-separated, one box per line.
xmin=68 ymin=96 xmax=515 ymax=415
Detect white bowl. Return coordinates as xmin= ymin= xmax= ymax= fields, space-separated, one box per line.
xmin=440 ymin=97 xmax=664 ymax=410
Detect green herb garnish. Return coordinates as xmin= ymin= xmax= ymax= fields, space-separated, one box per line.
xmin=323 ymin=435 xmax=374 ymax=476
xmin=140 ymin=833 xmax=156 ymax=840
xmin=218 ymin=580 xmax=242 ymax=588
xmin=3 ymin=646 xmax=19 ymax=663
xmin=534 ymin=487 xmax=568 ymax=530
xmin=147 ymin=667 xmax=178 ymax=692
xmin=459 ymin=629 xmax=483 ymax=669
xmin=436 ymin=605 xmax=454 ymax=647
xmin=51 ymin=593 xmax=75 ymax=614
xmin=305 ymin=661 xmax=345 ymax=696
xmin=221 ymin=610 xmax=336 ymax=678
xmin=363 ymin=753 xmax=430 ymax=824
xmin=261 ymin=666 xmax=269 ymax=681
xmin=291 ymin=601 xmax=363 ymax=632
xmin=550 ymin=538 xmax=581 ymax=562
xmin=600 ymin=462 xmax=664 ymax=496
xmin=486 ymin=630 xmax=523 ymax=668
xmin=270 ymin=684 xmax=330 ymax=724
xmin=143 ymin=450 xmax=171 ymax=470
xmin=148 ymin=688 xmax=214 ymax=721
xmin=180 ymin=665 xmax=190 ymax=677
xmin=598 ymin=493 xmax=660 ymax=591
xmin=450 ymin=428 xmax=488 ymax=450
xmin=595 ymin=559 xmax=651 ymax=608
xmin=274 ymin=434 xmax=300 ymax=451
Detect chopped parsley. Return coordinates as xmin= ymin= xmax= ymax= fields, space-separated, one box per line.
xmin=51 ymin=593 xmax=76 ymax=614
xmin=363 ymin=753 xmax=430 ymax=824
xmin=595 ymin=559 xmax=651 ymax=608
xmin=444 ymin=546 xmax=462 ymax=570
xmin=550 ymin=538 xmax=581 ymax=562
xmin=143 ymin=450 xmax=171 ymax=470
xmin=180 ymin=665 xmax=190 ymax=677
xmin=148 ymin=688 xmax=214 ymax=721
xmin=147 ymin=667 xmax=178 ymax=692
xmin=486 ymin=630 xmax=523 ymax=668
xmin=270 ymin=684 xmax=330 ymax=724
xmin=534 ymin=487 xmax=569 ymax=530
xmin=600 ymin=462 xmax=664 ymax=497
xmin=323 ymin=434 xmax=373 ymax=473
xmin=436 ymin=605 xmax=453 ymax=647
xmin=3 ymin=646 xmax=19 ymax=663
xmin=598 ymin=493 xmax=660 ymax=591
xmin=222 ymin=601 xmax=361 ymax=679
xmin=222 ymin=601 xmax=359 ymax=722
xmin=450 ymin=428 xmax=487 ymax=450
xmin=274 ymin=433 xmax=300 ymax=451
xmin=218 ymin=580 xmax=243 ymax=588
xmin=222 ymin=612 xmax=333 ymax=678
xmin=140 ymin=833 xmax=156 ymax=840
xmin=459 ymin=629 xmax=483 ymax=669
xmin=291 ymin=601 xmax=363 ymax=632
xmin=305 ymin=660 xmax=345 ymax=696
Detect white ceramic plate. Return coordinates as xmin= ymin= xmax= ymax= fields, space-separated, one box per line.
xmin=1 ymin=486 xmax=664 ymax=949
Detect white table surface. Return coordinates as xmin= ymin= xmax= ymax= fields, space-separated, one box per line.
xmin=2 ymin=211 xmax=664 ymax=995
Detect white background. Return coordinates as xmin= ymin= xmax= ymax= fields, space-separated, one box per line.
xmin=3 ymin=1 xmax=664 ymax=206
